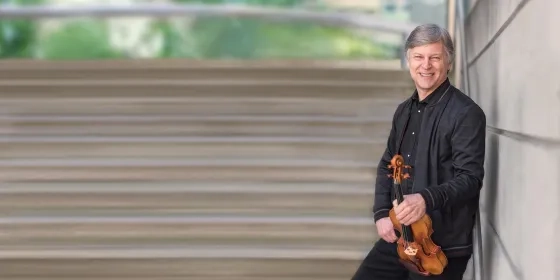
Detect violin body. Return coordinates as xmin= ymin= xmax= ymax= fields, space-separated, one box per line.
xmin=387 ymin=154 xmax=448 ymax=276
xmin=389 ymin=209 xmax=448 ymax=276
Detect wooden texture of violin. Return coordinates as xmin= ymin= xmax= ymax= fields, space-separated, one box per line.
xmin=387 ymin=154 xmax=448 ymax=276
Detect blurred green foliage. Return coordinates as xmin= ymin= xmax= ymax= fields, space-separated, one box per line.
xmin=0 ymin=0 xmax=43 ymax=58
xmin=39 ymin=20 xmax=126 ymax=59
xmin=0 ymin=0 xmax=398 ymax=60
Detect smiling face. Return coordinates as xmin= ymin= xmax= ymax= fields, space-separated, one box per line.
xmin=407 ymin=41 xmax=451 ymax=98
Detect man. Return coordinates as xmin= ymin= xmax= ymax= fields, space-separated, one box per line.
xmin=351 ymin=24 xmax=486 ymax=280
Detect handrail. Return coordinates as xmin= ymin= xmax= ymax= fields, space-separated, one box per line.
xmin=451 ymin=1 xmax=484 ymax=280
xmin=0 ymin=3 xmax=416 ymax=34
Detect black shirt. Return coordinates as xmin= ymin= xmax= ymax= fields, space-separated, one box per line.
xmin=399 ymin=78 xmax=451 ymax=194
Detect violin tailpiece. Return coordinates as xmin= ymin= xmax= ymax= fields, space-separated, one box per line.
xmin=404 ymin=246 xmax=418 ymax=256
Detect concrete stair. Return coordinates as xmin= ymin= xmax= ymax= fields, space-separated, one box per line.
xmin=0 ymin=60 xmax=413 ymax=279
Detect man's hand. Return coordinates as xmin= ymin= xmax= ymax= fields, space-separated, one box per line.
xmin=375 ymin=217 xmax=397 ymax=243
xmin=393 ymin=194 xmax=426 ymax=226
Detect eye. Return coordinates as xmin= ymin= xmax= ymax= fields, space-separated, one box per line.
xmin=431 ymin=57 xmax=441 ymax=61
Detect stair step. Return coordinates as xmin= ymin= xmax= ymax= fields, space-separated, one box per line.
xmin=0 ymin=157 xmax=376 ymax=167
xmin=0 ymin=135 xmax=377 ymax=143
xmin=0 ymin=215 xmax=376 ymax=247
xmin=0 ymin=181 xmax=375 ymax=216
xmin=0 ymin=136 xmax=384 ymax=161
xmin=0 ymin=118 xmax=391 ymax=138
xmin=0 ymin=158 xmax=376 ymax=182
xmin=0 ymin=276 xmax=347 ymax=279
xmin=0 ymin=80 xmax=411 ymax=98
xmin=0 ymin=115 xmax=392 ymax=123
xmin=0 ymin=79 xmax=403 ymax=87
xmin=0 ymin=97 xmax=404 ymax=117
xmin=0 ymin=244 xmax=367 ymax=259
xmin=0 ymin=59 xmax=408 ymax=82
xmin=0 ymin=97 xmax=401 ymax=117
xmin=0 ymin=245 xmax=365 ymax=278
xmin=0 ymin=181 xmax=373 ymax=193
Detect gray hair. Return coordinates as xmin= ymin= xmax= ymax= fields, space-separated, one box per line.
xmin=405 ymin=24 xmax=455 ymax=64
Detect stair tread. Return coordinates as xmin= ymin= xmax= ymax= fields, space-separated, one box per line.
xmin=0 ymin=114 xmax=392 ymax=123
xmin=0 ymin=244 xmax=368 ymax=260
xmin=0 ymin=181 xmax=373 ymax=194
xmin=0 ymin=214 xmax=372 ymax=225
xmin=0 ymin=278 xmax=344 ymax=280
xmin=0 ymin=208 xmax=372 ymax=218
xmin=0 ymin=96 xmax=404 ymax=102
xmin=0 ymin=58 xmax=404 ymax=70
xmin=0 ymin=79 xmax=409 ymax=87
xmin=0 ymin=135 xmax=382 ymax=144
xmin=0 ymin=157 xmax=378 ymax=167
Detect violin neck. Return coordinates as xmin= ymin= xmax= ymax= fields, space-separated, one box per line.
xmin=393 ymin=181 xmax=406 ymax=204
xmin=393 ymin=181 xmax=414 ymax=243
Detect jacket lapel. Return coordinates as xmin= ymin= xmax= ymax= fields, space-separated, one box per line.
xmin=396 ymin=100 xmax=412 ymax=155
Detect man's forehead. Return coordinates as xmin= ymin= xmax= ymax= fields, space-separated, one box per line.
xmin=410 ymin=47 xmax=445 ymax=55
xmin=410 ymin=42 xmax=445 ymax=52
xmin=411 ymin=51 xmax=444 ymax=55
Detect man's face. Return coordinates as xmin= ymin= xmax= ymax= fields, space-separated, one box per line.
xmin=407 ymin=41 xmax=451 ymax=96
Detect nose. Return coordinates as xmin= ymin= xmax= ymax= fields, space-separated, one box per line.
xmin=421 ymin=57 xmax=431 ymax=69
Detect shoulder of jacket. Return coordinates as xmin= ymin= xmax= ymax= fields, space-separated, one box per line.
xmin=395 ymin=97 xmax=413 ymax=113
xmin=448 ymin=86 xmax=486 ymax=119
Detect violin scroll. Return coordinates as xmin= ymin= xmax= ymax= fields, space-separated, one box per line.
xmin=387 ymin=154 xmax=411 ymax=184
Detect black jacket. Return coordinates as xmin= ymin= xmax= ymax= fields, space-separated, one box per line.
xmin=372 ymin=82 xmax=486 ymax=257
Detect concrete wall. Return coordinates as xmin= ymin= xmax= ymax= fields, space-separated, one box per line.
xmin=464 ymin=0 xmax=560 ymax=279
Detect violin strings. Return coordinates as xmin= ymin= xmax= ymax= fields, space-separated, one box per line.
xmin=392 ymin=159 xmax=413 ymax=249
xmin=395 ymin=181 xmax=411 ymax=245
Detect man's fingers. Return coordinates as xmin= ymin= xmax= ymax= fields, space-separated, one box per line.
xmin=395 ymin=200 xmax=409 ymax=214
xmin=401 ymin=211 xmax=420 ymax=226
xmin=392 ymin=199 xmax=398 ymax=208
xmin=376 ymin=218 xmax=398 ymax=243
xmin=380 ymin=224 xmax=398 ymax=243
xmin=387 ymin=229 xmax=398 ymax=242
xmin=401 ymin=216 xmax=412 ymax=226
xmin=396 ymin=205 xmax=413 ymax=221
xmin=381 ymin=232 xmax=397 ymax=243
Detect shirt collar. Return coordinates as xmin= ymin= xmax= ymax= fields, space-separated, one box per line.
xmin=412 ymin=78 xmax=451 ymax=105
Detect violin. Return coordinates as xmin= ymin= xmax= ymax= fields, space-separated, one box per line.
xmin=387 ymin=154 xmax=448 ymax=276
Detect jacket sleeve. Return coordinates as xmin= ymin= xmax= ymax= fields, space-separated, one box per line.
xmin=372 ymin=105 xmax=401 ymax=222
xmin=418 ymin=104 xmax=486 ymax=211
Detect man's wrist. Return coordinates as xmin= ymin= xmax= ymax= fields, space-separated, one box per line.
xmin=418 ymin=189 xmax=435 ymax=212
xmin=373 ymin=208 xmax=390 ymax=222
